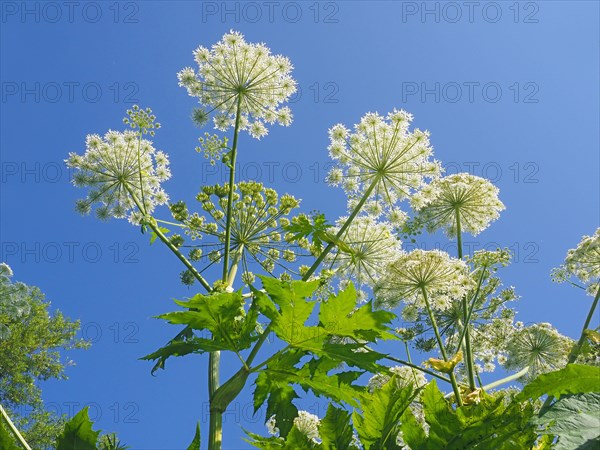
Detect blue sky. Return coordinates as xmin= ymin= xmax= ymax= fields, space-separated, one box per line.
xmin=1 ymin=1 xmax=599 ymax=448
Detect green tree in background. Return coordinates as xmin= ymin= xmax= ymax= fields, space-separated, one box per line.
xmin=0 ymin=263 xmax=89 ymax=449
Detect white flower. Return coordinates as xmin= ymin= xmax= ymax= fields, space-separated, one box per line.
xmin=266 ymin=410 xmax=320 ymax=443
xmin=0 ymin=263 xmax=13 ymax=278
xmin=328 ymin=216 xmax=402 ymax=290
xmin=293 ymin=410 xmax=320 ymax=442
xmin=561 ymin=228 xmax=600 ymax=296
xmin=503 ymin=322 xmax=573 ymax=381
xmin=326 ymin=109 xmax=441 ymax=214
xmin=183 ymin=182 xmax=302 ymax=279
xmin=66 ymin=126 xmax=170 ymax=224
xmin=367 ymin=365 xmax=427 ymax=392
xmin=178 ymin=30 xmax=296 ymax=139
xmin=375 ymin=249 xmax=473 ymax=311
xmin=411 ymin=173 xmax=505 ymax=237
xmin=266 ymin=414 xmax=278 ymax=436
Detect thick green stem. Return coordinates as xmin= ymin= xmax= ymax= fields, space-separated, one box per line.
xmin=208 ymin=350 xmax=222 ymax=450
xmin=568 ymin=287 xmax=600 ymax=364
xmin=222 ymin=95 xmax=244 ymax=281
xmin=226 ymin=245 xmax=244 ymax=289
xmin=444 ymin=367 xmax=530 ymax=399
xmin=456 ymin=210 xmax=477 ymax=391
xmin=384 ymin=355 xmax=453 ymax=384
xmin=456 ymin=269 xmax=485 ymax=350
xmin=421 ymin=287 xmax=463 ymax=405
xmin=210 ymin=96 xmax=243 ymax=450
xmin=481 ymin=366 xmax=528 ymax=391
xmin=0 ymin=404 xmax=32 ymax=450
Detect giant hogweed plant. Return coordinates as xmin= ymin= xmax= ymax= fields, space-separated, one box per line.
xmin=3 ymin=31 xmax=599 ymax=449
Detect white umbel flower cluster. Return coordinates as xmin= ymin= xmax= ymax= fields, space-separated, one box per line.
xmin=367 ymin=365 xmax=427 ymax=392
xmin=375 ymin=249 xmax=473 ymax=311
xmin=564 ymin=228 xmax=600 ymax=296
xmin=502 ymin=322 xmax=573 ymax=381
xmin=178 ymin=30 xmax=296 ymax=139
xmin=66 ymin=130 xmax=171 ymax=224
xmin=266 ymin=410 xmax=320 ymax=442
xmin=326 ymin=109 xmax=441 ymax=213
xmin=411 ymin=173 xmax=505 ymax=237
xmin=328 ymin=216 xmax=402 ymax=290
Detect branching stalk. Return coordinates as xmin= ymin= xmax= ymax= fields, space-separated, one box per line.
xmin=421 ymin=287 xmax=463 ymax=405
xmin=456 ymin=210 xmax=477 ymax=391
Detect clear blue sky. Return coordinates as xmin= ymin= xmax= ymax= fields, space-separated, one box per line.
xmin=1 ymin=1 xmax=598 ymax=448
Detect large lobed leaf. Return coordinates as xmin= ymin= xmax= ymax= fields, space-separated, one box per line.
xmin=319 ymin=404 xmax=355 ymax=450
xmin=56 ymin=407 xmax=100 ymax=450
xmin=353 ymin=376 xmax=417 ymax=450
xmin=516 ymin=364 xmax=600 ymax=402
xmin=143 ymin=290 xmax=260 ymax=370
xmin=256 ymin=277 xmax=394 ymax=371
xmin=399 ymin=380 xmax=537 ymax=450
xmin=533 ymin=392 xmax=600 ymax=450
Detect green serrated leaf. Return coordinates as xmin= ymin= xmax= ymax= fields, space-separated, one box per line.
xmin=140 ymin=338 xmax=210 ymax=362
xmin=145 ymin=326 xmax=194 ymax=374
xmin=399 ymin=406 xmax=427 ymax=449
xmin=297 ymin=357 xmax=363 ymax=407
xmin=516 ymin=364 xmax=600 ymax=402
xmin=400 ymin=381 xmax=537 ymax=450
xmin=353 ymin=376 xmax=416 ymax=449
xmin=319 ymin=404 xmax=354 ymax=450
xmin=56 ymin=407 xmax=100 ymax=450
xmin=258 ymin=277 xmax=321 ymax=348
xmin=186 ymin=422 xmax=201 ymax=450
xmin=419 ymin=380 xmax=461 ymax=447
xmin=319 ymin=284 xmax=396 ymax=342
xmin=284 ymin=213 xmax=331 ymax=253
xmin=534 ymin=392 xmax=600 ymax=450
xmin=245 ymin=431 xmax=285 ymax=449
xmin=156 ymin=291 xmax=257 ymax=354
xmin=267 ymin=385 xmax=299 ymax=438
